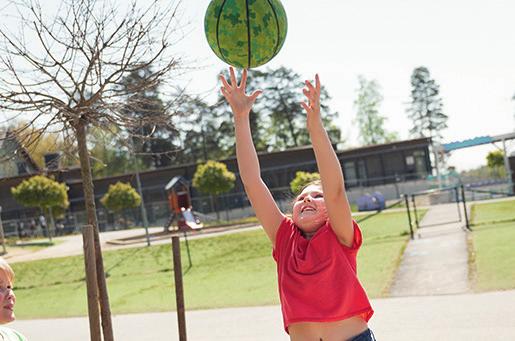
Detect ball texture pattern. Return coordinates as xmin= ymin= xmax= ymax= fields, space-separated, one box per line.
xmin=205 ymin=0 xmax=287 ymax=68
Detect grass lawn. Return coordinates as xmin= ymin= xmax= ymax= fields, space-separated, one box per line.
xmin=470 ymin=199 xmax=515 ymax=226
xmin=469 ymin=199 xmax=515 ymax=292
xmin=12 ymin=210 xmax=422 ymax=319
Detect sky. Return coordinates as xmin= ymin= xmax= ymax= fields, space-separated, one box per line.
xmin=1 ymin=0 xmax=514 ymax=171
xmin=175 ymin=0 xmax=515 ymax=171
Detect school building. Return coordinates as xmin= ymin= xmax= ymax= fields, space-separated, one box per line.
xmin=0 ymin=137 xmax=434 ymax=228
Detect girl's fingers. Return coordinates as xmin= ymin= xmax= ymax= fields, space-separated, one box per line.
xmin=305 ymin=79 xmax=321 ymax=107
xmin=303 ymin=88 xmax=316 ymax=104
xmin=305 ymin=80 xmax=316 ymax=93
xmin=300 ymin=102 xmax=312 ymax=115
xmin=239 ymin=69 xmax=248 ymax=89
xmin=250 ymin=89 xmax=263 ymax=101
xmin=221 ymin=87 xmax=230 ymax=98
xmin=229 ymin=67 xmax=237 ymax=87
xmin=220 ymin=75 xmax=231 ymax=90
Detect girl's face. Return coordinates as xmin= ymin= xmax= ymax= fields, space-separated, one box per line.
xmin=292 ymin=184 xmax=328 ymax=236
xmin=0 ymin=272 xmax=15 ymax=324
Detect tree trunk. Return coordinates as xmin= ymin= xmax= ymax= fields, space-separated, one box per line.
xmin=210 ymin=195 xmax=219 ymax=221
xmin=75 ymin=120 xmax=114 ymax=341
xmin=0 ymin=207 xmax=7 ymax=255
xmin=123 ymin=210 xmax=128 ymax=229
xmin=82 ymin=224 xmax=102 ymax=341
xmin=47 ymin=207 xmax=54 ymax=242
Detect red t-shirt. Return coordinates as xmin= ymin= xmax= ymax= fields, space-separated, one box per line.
xmin=272 ymin=216 xmax=374 ymax=333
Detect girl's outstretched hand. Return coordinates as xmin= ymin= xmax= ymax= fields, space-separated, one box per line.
xmin=220 ymin=67 xmax=262 ymax=117
xmin=301 ymin=74 xmax=322 ymax=126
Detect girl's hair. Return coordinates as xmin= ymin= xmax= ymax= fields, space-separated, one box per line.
xmin=290 ymin=180 xmax=323 ymax=208
xmin=0 ymin=258 xmax=14 ymax=285
xmin=298 ymin=180 xmax=322 ymax=195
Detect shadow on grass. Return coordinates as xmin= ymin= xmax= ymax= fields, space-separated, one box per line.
xmin=364 ymin=235 xmax=408 ymax=246
xmin=471 ymin=220 xmax=515 ymax=232
xmin=16 ymin=247 xmax=151 ymax=291
xmin=104 ymin=247 xmax=146 ymax=276
xmin=471 ymin=217 xmax=515 ymax=227
xmin=13 ymin=241 xmax=54 ymax=247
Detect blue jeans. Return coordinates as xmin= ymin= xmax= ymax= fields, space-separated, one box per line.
xmin=348 ymin=328 xmax=376 ymax=341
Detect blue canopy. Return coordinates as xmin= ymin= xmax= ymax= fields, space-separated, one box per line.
xmin=442 ymin=136 xmax=493 ymax=152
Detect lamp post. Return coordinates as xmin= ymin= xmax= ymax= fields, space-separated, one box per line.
xmin=130 ymin=137 xmax=151 ymax=246
xmin=502 ymin=138 xmax=513 ymax=195
xmin=0 ymin=207 xmax=6 ymax=254
xmin=135 ymin=169 xmax=151 ymax=246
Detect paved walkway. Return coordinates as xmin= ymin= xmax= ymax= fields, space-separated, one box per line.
xmin=11 ymin=290 xmax=515 ymax=341
xmin=5 ymin=225 xmax=262 ymax=264
xmin=389 ymin=202 xmax=470 ymax=296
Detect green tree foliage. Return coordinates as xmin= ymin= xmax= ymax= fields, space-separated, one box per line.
xmin=100 ymin=182 xmax=142 ymax=213
xmin=406 ymin=67 xmax=448 ymax=141
xmin=88 ymin=126 xmax=147 ymax=178
xmin=174 ymin=96 xmax=228 ymax=164
xmin=121 ymin=66 xmax=179 ymax=169
xmin=192 ymin=161 xmax=236 ymax=195
xmin=487 ymin=150 xmax=505 ymax=168
xmin=260 ymin=67 xmax=341 ymax=149
xmin=167 ymin=67 xmax=341 ymax=164
xmin=354 ymin=76 xmax=399 ymax=145
xmin=11 ymin=175 xmax=69 ymax=235
xmin=6 ymin=123 xmax=78 ymax=169
xmin=214 ymin=66 xmax=342 ymax=155
xmin=290 ymin=171 xmax=321 ymax=195
xmin=11 ymin=175 xmax=69 ymax=211
xmin=486 ymin=150 xmax=506 ymax=178
xmin=213 ymin=68 xmax=269 ymax=156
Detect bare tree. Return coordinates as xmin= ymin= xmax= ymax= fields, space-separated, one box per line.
xmin=0 ymin=0 xmax=187 ymax=339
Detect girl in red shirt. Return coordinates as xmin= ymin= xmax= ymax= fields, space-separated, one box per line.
xmin=220 ymin=67 xmax=376 ymax=341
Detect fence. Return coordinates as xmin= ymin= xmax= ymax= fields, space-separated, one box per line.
xmin=1 ymin=177 xmax=512 ymax=239
xmin=409 ymin=186 xmax=466 ymax=229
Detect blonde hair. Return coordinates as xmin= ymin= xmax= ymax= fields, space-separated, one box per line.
xmin=296 ymin=180 xmax=322 ymax=197
xmin=0 ymin=258 xmax=14 ymax=285
xmin=290 ymin=180 xmax=323 ymax=207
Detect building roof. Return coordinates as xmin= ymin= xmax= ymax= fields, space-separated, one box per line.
xmin=165 ymin=176 xmax=189 ymax=192
xmin=0 ymin=127 xmax=41 ymax=173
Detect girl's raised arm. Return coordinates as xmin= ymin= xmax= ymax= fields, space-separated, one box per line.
xmin=301 ymin=74 xmax=354 ymax=247
xmin=220 ymin=67 xmax=285 ymax=244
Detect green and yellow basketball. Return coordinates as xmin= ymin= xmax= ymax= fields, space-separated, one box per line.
xmin=204 ymin=0 xmax=288 ymax=69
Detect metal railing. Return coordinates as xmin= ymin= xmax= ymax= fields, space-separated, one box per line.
xmin=404 ymin=185 xmax=471 ymax=232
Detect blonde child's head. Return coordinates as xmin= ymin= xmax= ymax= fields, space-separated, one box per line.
xmin=292 ymin=180 xmax=328 ymax=237
xmin=0 ymin=257 xmax=16 ymax=324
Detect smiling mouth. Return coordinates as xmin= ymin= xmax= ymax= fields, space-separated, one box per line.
xmin=301 ymin=206 xmax=316 ymax=213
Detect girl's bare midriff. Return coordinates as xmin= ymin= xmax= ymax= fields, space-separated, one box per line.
xmin=289 ymin=315 xmax=368 ymax=341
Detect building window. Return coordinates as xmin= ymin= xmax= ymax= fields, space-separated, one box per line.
xmin=357 ymin=160 xmax=367 ymax=185
xmin=16 ymin=162 xmax=27 ymax=175
xmin=383 ymin=152 xmax=404 ymax=177
xmin=413 ymin=150 xmax=428 ymax=176
xmin=343 ymin=161 xmax=357 ymax=186
xmin=366 ymin=156 xmax=382 ymax=179
xmin=405 ymin=155 xmax=415 ymax=166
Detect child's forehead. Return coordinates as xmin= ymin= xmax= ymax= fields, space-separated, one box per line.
xmin=298 ymin=185 xmax=323 ymax=196
xmin=0 ymin=271 xmax=11 ymax=285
